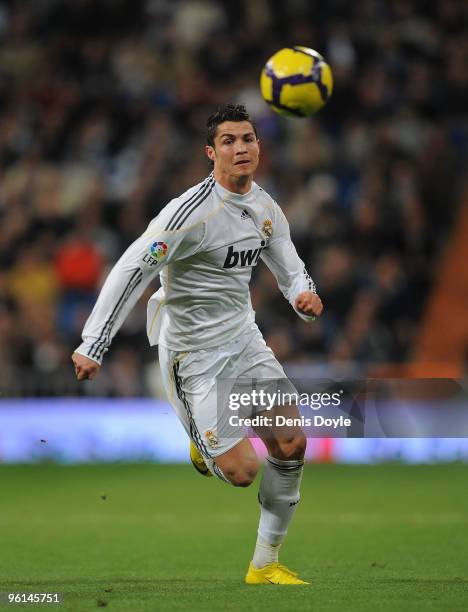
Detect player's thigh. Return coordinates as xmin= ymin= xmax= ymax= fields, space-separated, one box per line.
xmin=160 ymin=343 xmax=246 ymax=460
xmin=239 ymin=330 xmax=306 ymax=459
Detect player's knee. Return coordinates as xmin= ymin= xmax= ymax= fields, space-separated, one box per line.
xmin=230 ymin=471 xmax=257 ymax=487
xmin=225 ymin=460 xmax=259 ymax=487
xmin=274 ymin=433 xmax=307 ymax=461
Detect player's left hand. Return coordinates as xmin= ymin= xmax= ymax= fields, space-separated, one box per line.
xmin=294 ymin=291 xmax=323 ymax=317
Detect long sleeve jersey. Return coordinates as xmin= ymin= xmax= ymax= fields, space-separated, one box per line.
xmin=75 ymin=174 xmax=317 ymax=364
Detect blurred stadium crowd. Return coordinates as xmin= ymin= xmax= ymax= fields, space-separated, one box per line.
xmin=0 ymin=0 xmax=466 ymax=396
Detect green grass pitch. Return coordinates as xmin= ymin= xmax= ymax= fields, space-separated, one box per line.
xmin=1 ymin=463 xmax=468 ymax=611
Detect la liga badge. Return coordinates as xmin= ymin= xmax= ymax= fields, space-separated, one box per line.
xmin=149 ymin=241 xmax=168 ymax=261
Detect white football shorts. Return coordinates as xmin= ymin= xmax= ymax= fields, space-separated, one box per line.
xmin=158 ymin=323 xmax=297 ymax=459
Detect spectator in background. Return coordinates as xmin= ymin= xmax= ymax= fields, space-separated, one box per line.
xmin=0 ymin=0 xmax=465 ymax=395
xmin=54 ymin=224 xmax=104 ymax=339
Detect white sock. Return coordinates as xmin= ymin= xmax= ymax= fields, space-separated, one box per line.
xmin=252 ymin=535 xmax=281 ymax=568
xmin=252 ymin=455 xmax=304 ymax=568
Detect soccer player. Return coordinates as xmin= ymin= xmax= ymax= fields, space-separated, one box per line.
xmin=72 ymin=104 xmax=323 ymax=585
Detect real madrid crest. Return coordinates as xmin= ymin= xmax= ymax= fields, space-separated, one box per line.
xmin=205 ymin=429 xmax=219 ymax=449
xmin=262 ymin=219 xmax=273 ymax=238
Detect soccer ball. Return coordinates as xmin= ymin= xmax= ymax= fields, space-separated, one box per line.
xmin=260 ymin=46 xmax=333 ymax=117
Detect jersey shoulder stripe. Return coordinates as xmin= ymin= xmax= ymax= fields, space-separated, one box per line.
xmin=172 ymin=180 xmax=215 ymax=230
xmin=164 ymin=175 xmax=214 ymax=231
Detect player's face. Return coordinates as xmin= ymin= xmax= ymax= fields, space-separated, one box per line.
xmin=206 ymin=121 xmax=260 ymax=179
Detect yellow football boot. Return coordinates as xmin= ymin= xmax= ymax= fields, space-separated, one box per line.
xmin=190 ymin=440 xmax=212 ymax=477
xmin=245 ymin=562 xmax=309 ymax=585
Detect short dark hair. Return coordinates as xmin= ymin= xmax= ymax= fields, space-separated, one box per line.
xmin=206 ymin=104 xmax=258 ymax=147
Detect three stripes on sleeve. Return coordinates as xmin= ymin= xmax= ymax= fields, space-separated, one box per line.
xmin=89 ymin=175 xmax=214 ymax=361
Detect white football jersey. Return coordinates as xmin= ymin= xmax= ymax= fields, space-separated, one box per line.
xmin=75 ymin=174 xmax=317 ymax=364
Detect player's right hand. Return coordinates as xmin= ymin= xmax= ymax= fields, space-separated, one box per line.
xmin=71 ymin=352 xmax=101 ymax=381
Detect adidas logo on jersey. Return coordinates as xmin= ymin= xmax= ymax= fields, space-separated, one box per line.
xmin=241 ymin=209 xmax=251 ymax=220
xmin=223 ymin=241 xmax=266 ymax=269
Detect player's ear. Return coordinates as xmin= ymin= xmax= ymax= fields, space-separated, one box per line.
xmin=205 ymin=145 xmax=216 ymax=162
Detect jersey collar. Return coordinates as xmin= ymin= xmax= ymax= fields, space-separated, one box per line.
xmin=214 ymin=179 xmax=257 ymax=204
